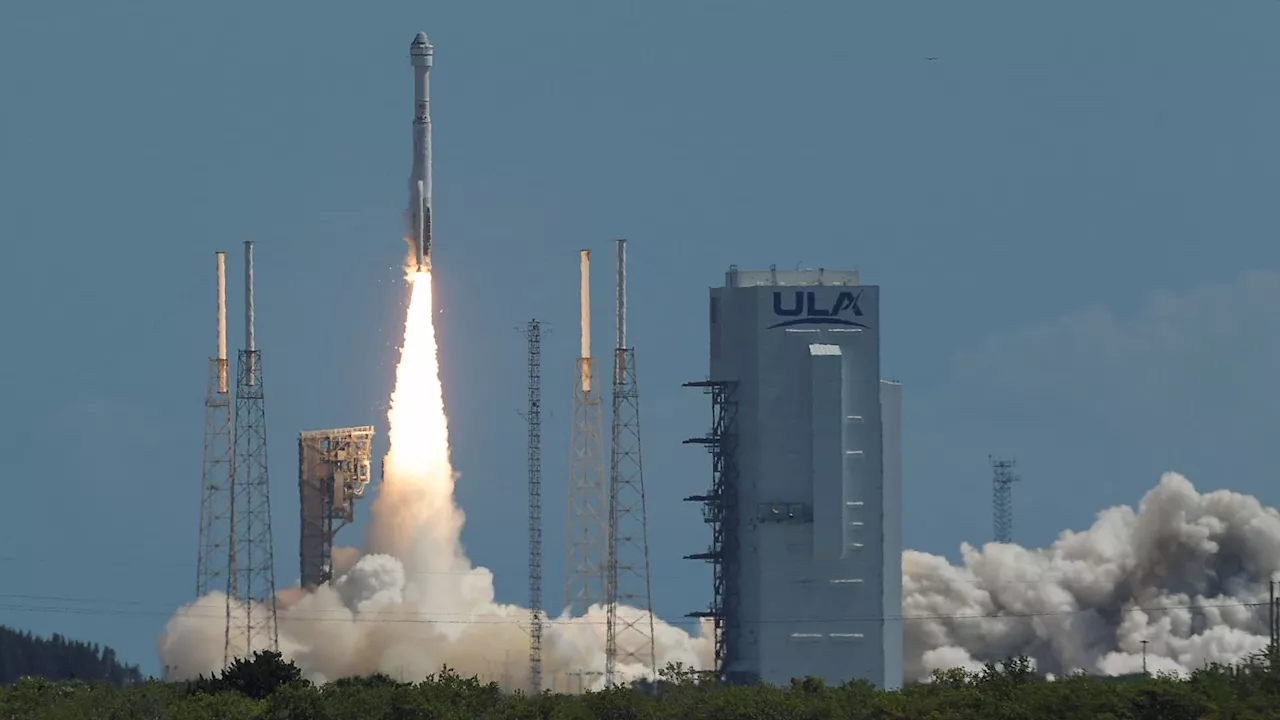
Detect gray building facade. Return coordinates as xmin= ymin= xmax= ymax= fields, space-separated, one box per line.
xmin=709 ymin=267 xmax=902 ymax=688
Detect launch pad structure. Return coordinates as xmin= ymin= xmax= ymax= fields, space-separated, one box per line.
xmin=193 ymin=242 xmax=280 ymax=670
xmin=298 ymin=426 xmax=375 ymax=589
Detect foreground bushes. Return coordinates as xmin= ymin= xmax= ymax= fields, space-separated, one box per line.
xmin=3 ymin=652 xmax=1280 ymax=719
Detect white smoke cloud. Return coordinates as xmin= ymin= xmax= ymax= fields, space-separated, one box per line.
xmin=159 ymin=272 xmax=713 ymax=690
xmin=159 ymin=267 xmax=1280 ymax=688
xmin=904 ymin=472 xmax=1280 ymax=680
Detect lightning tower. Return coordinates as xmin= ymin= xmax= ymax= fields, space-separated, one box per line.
xmin=565 ymin=251 xmax=607 ymax=618
xmin=523 ymin=319 xmax=544 ymax=694
xmin=227 ymin=240 xmax=280 ymax=662
xmin=605 ymin=239 xmax=656 ymax=684
xmin=991 ymin=456 xmax=1018 ymax=544
xmin=196 ymin=252 xmax=234 ymax=599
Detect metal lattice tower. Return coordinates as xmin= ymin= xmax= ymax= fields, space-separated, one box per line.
xmin=565 ymin=250 xmax=608 ymax=619
xmin=991 ymin=456 xmax=1018 ymax=544
xmin=522 ymin=319 xmax=544 ymax=694
xmin=226 ymin=240 xmax=280 ymax=663
xmin=683 ymin=380 xmax=740 ymax=679
xmin=197 ymin=252 xmax=234 ymax=599
xmin=605 ymin=239 xmax=656 ymax=685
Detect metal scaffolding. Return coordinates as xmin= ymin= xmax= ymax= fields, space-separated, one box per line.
xmin=683 ymin=379 xmax=740 ymax=680
xmin=298 ymin=426 xmax=374 ymax=589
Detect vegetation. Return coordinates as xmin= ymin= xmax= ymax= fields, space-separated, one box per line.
xmin=3 ymin=649 xmax=1280 ymax=718
xmin=0 ymin=626 xmax=142 ymax=687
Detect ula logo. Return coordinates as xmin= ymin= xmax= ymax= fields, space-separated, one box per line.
xmin=768 ymin=290 xmax=867 ymax=329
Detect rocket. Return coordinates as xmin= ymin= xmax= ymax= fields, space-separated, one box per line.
xmin=408 ymin=31 xmax=434 ymax=270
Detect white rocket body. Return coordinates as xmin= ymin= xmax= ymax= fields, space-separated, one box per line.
xmin=409 ymin=32 xmax=433 ymax=269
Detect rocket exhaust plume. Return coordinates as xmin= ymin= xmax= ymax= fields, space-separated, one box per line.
xmin=159 ymin=266 xmax=712 ymax=688
xmin=162 ymin=29 xmax=1280 ymax=689
xmin=156 ymin=32 xmax=712 ymax=688
xmin=162 ymin=264 xmax=1280 ymax=684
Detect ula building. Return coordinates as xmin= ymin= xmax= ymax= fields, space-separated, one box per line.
xmin=685 ymin=266 xmax=902 ymax=688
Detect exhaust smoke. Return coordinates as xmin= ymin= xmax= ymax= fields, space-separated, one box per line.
xmin=159 ymin=270 xmax=712 ymax=689
xmin=160 ymin=271 xmax=1280 ymax=687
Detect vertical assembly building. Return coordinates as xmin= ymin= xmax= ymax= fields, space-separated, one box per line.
xmin=687 ymin=267 xmax=902 ymax=688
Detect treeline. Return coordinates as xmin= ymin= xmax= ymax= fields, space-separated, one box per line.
xmin=3 ymin=650 xmax=1280 ymax=719
xmin=0 ymin=626 xmax=142 ymax=687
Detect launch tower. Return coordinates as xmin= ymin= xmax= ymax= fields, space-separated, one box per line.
xmin=298 ymin=426 xmax=375 ymax=589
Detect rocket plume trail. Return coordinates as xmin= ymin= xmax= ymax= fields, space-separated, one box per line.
xmin=158 ymin=269 xmax=713 ymax=688
xmin=157 ymin=255 xmax=1280 ymax=686
xmin=366 ymin=270 xmax=464 ymax=568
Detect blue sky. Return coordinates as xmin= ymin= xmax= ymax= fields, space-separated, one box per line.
xmin=3 ymin=0 xmax=1280 ymax=676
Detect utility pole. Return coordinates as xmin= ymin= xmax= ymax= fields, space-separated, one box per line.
xmin=991 ymin=456 xmax=1019 ymax=544
xmin=605 ymin=238 xmax=656 ymax=685
xmin=1140 ymin=639 xmax=1148 ymax=675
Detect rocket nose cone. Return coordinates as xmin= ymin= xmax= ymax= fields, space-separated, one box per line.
xmin=412 ymin=31 xmax=429 ymax=46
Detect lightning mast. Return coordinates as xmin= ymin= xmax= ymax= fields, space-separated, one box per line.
xmin=991 ymin=456 xmax=1018 ymax=544
xmin=197 ymin=252 xmax=234 ymax=599
xmin=227 ymin=240 xmax=280 ymax=663
xmin=565 ymin=251 xmax=607 ymax=619
xmin=605 ymin=239 xmax=656 ymax=685
xmin=522 ymin=319 xmax=544 ymax=694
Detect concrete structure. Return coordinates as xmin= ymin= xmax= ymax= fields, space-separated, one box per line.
xmin=707 ymin=266 xmax=902 ymax=688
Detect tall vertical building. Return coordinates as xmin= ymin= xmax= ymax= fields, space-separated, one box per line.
xmin=704 ymin=266 xmax=902 ymax=688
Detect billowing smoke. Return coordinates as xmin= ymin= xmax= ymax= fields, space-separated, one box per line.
xmin=159 ymin=271 xmax=713 ymax=689
xmin=904 ymin=472 xmax=1280 ymax=680
xmin=159 ymin=269 xmax=1280 ymax=687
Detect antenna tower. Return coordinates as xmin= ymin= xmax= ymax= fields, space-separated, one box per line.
xmin=565 ymin=251 xmax=607 ymax=619
xmin=991 ymin=456 xmax=1018 ymax=544
xmin=605 ymin=239 xmax=656 ymax=684
xmin=522 ymin=319 xmax=544 ymax=694
xmin=227 ymin=240 xmax=280 ymax=663
xmin=196 ymin=252 xmax=234 ymax=599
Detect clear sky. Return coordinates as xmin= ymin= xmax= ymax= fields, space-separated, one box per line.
xmin=3 ymin=0 xmax=1279 ymax=677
